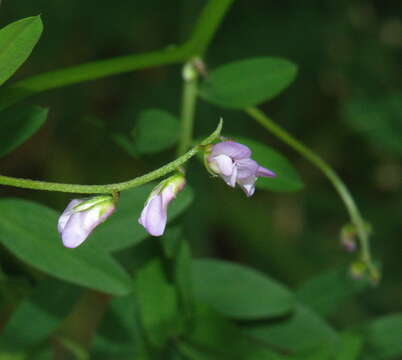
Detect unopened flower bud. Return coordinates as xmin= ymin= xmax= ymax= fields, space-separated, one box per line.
xmin=340 ymin=224 xmax=357 ymax=252
xmin=58 ymin=195 xmax=116 ymax=248
xmin=138 ymin=174 xmax=186 ymax=237
xmin=349 ymin=260 xmax=367 ymax=280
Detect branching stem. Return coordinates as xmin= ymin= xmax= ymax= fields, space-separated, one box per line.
xmin=245 ymin=107 xmax=379 ymax=282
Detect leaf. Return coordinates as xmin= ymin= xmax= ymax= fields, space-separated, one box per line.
xmin=0 ymin=353 xmax=26 ymax=360
xmin=192 ymin=259 xmax=294 ymax=319
xmin=0 ymin=199 xmax=132 ymax=295
xmin=230 ymin=136 xmax=304 ymax=192
xmin=178 ymin=302 xmax=283 ymax=360
xmin=0 ymin=279 xmax=81 ymax=351
xmin=342 ymin=93 xmax=402 ymax=157
xmin=135 ymin=258 xmax=179 ymax=348
xmin=134 ymin=109 xmax=180 ymax=154
xmin=335 ymin=332 xmax=363 ymax=360
xmin=174 ymin=239 xmax=194 ymax=319
xmin=200 ymin=57 xmax=297 ymax=109
xmin=363 ymin=313 xmax=402 ymax=359
xmin=0 ymin=16 xmax=43 ymax=86
xmin=88 ymin=184 xmax=193 ymax=252
xmin=244 ymin=304 xmax=339 ymax=354
xmin=0 ymin=105 xmax=48 ymax=157
xmin=111 ymin=133 xmax=138 ymax=158
xmin=296 ymin=266 xmax=370 ymax=317
xmin=91 ymin=294 xmax=143 ymax=359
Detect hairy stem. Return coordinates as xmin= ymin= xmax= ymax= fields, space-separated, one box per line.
xmin=0 ymin=120 xmax=222 ymax=194
xmin=177 ymin=60 xmax=199 ymax=156
xmin=0 ymin=0 xmax=235 ymax=111
xmin=245 ymin=107 xmax=378 ymax=281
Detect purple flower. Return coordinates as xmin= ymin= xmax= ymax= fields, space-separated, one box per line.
xmin=207 ymin=141 xmax=275 ymax=197
xmin=58 ymin=195 xmax=116 ymax=248
xmin=138 ymin=174 xmax=186 ymax=237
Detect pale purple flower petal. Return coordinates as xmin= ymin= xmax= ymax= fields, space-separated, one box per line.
xmin=237 ymin=176 xmax=257 ymax=197
xmin=58 ymin=196 xmax=115 ymax=248
xmin=138 ymin=194 xmax=167 ymax=237
xmin=160 ymin=184 xmax=176 ymax=205
xmin=210 ymin=141 xmax=251 ymax=160
xmin=256 ymin=166 xmax=276 ymax=178
xmin=207 ymin=140 xmax=276 ymax=196
xmin=138 ymin=175 xmax=185 ymax=237
xmin=221 ymin=164 xmax=238 ymax=187
xmin=57 ymin=199 xmax=82 ymax=234
xmin=235 ymin=158 xmax=259 ymax=179
xmin=210 ymin=154 xmax=234 ymax=176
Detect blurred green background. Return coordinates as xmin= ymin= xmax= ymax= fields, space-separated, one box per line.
xmin=0 ymin=0 xmax=401 ymax=339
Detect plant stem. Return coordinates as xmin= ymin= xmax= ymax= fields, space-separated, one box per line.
xmin=0 ymin=120 xmax=222 ymax=194
xmin=0 ymin=0 xmax=235 ymax=111
xmin=177 ymin=60 xmax=199 ymax=156
xmin=184 ymin=0 xmax=236 ymax=55
xmin=245 ymin=106 xmax=378 ymax=281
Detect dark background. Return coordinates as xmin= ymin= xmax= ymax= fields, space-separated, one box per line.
xmin=1 ymin=0 xmax=401 ymax=329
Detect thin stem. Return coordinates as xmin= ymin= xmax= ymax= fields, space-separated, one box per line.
xmin=0 ymin=120 xmax=222 ymax=194
xmin=183 ymin=0 xmax=236 ymax=55
xmin=177 ymin=60 xmax=199 ymax=156
xmin=245 ymin=106 xmax=378 ymax=281
xmin=0 ymin=48 xmax=187 ymax=111
xmin=0 ymin=0 xmax=235 ymax=111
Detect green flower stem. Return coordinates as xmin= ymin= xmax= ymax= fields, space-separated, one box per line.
xmin=177 ymin=60 xmax=199 ymax=156
xmin=0 ymin=120 xmax=222 ymax=194
xmin=0 ymin=48 xmax=187 ymax=111
xmin=245 ymin=106 xmax=378 ymax=282
xmin=184 ymin=0 xmax=236 ymax=55
xmin=0 ymin=0 xmax=235 ymax=112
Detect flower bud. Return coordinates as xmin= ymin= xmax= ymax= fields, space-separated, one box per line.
xmin=349 ymin=260 xmax=367 ymax=280
xmin=138 ymin=174 xmax=186 ymax=237
xmin=58 ymin=195 xmax=116 ymax=248
xmin=340 ymin=224 xmax=357 ymax=252
xmin=205 ymin=141 xmax=275 ymax=197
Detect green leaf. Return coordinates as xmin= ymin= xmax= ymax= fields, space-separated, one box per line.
xmin=0 ymin=105 xmax=48 ymax=157
xmin=91 ymin=294 xmax=143 ymax=359
xmin=0 ymin=279 xmax=81 ymax=351
xmin=0 ymin=198 xmax=131 ymax=295
xmin=192 ymin=259 xmax=294 ymax=319
xmin=135 ymin=258 xmax=179 ymax=348
xmin=296 ymin=266 xmax=370 ymax=317
xmin=88 ymin=184 xmax=193 ymax=252
xmin=174 ymin=239 xmax=194 ymax=319
xmin=200 ymin=57 xmax=297 ymax=109
xmin=111 ymin=133 xmax=138 ymax=158
xmin=231 ymin=136 xmax=304 ymax=192
xmin=335 ymin=332 xmax=363 ymax=360
xmin=0 ymin=16 xmax=43 ymax=86
xmin=244 ymin=304 xmax=339 ymax=354
xmin=342 ymin=93 xmax=402 ymax=157
xmin=134 ymin=109 xmax=180 ymax=154
xmin=363 ymin=313 xmax=402 ymax=359
xmin=0 ymin=353 xmax=26 ymax=360
xmin=178 ymin=302 xmax=283 ymax=360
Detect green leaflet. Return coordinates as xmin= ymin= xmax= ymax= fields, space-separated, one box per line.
xmin=200 ymin=57 xmax=297 ymax=109
xmin=0 ymin=199 xmax=132 ymax=295
xmin=0 ymin=16 xmax=43 ymax=86
xmin=0 ymin=105 xmax=48 ymax=158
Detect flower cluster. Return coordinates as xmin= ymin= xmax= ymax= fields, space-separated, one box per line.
xmin=58 ymin=140 xmax=275 ymax=248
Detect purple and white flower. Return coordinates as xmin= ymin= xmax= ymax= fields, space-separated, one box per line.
xmin=207 ymin=141 xmax=275 ymax=197
xmin=138 ymin=174 xmax=186 ymax=237
xmin=58 ymin=195 xmax=116 ymax=248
